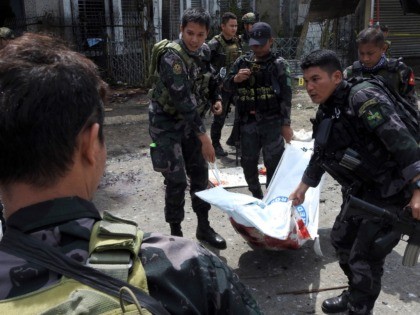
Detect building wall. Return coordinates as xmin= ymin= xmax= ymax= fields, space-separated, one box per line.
xmin=23 ymin=0 xmax=60 ymax=18
xmin=255 ymin=0 xmax=282 ymax=35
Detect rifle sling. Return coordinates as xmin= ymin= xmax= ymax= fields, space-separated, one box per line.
xmin=0 ymin=227 xmax=170 ymax=315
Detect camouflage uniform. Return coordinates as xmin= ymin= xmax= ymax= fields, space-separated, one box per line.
xmin=148 ymin=40 xmax=220 ymax=224
xmin=302 ymin=80 xmax=420 ymax=313
xmin=240 ymin=13 xmax=256 ymax=53
xmin=224 ymin=52 xmax=292 ymax=198
xmin=343 ymin=56 xmax=418 ymax=110
xmin=208 ymin=34 xmax=242 ymax=151
xmin=0 ymin=198 xmax=262 ymax=314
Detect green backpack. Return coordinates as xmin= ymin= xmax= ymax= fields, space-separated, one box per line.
xmin=0 ymin=212 xmax=169 ymax=315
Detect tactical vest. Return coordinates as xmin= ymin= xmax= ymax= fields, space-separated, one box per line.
xmin=351 ymin=59 xmax=402 ymax=94
xmin=148 ymin=41 xmax=212 ymax=119
xmin=313 ymin=79 xmax=418 ymax=195
xmin=0 ymin=212 xmax=152 ymax=315
xmin=236 ymin=53 xmax=283 ymax=117
xmin=213 ymin=34 xmax=241 ymax=72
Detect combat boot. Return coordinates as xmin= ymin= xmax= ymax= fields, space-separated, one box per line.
xmin=213 ymin=143 xmax=228 ymax=157
xmin=170 ymin=223 xmax=183 ymax=237
xmin=196 ymin=213 xmax=227 ymax=249
xmin=250 ymin=186 xmax=264 ymax=199
xmin=321 ymin=290 xmax=349 ymax=313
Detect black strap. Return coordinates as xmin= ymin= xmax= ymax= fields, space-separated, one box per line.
xmin=0 ymin=227 xmax=170 ymax=315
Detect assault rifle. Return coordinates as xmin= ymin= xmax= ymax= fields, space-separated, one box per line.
xmin=342 ymin=195 xmax=420 ymax=267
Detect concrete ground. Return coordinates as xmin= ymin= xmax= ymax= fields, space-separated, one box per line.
xmin=94 ymin=87 xmax=420 ymax=315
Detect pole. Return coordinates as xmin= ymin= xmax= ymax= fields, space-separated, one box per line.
xmin=370 ymin=0 xmax=375 ymax=26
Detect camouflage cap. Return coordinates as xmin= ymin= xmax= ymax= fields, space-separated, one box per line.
xmin=242 ymin=12 xmax=256 ymax=24
xmin=0 ymin=27 xmax=14 ymax=39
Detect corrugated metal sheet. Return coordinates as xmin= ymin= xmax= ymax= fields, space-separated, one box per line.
xmin=308 ymin=0 xmax=360 ymax=21
xmin=379 ymin=0 xmax=420 ymax=57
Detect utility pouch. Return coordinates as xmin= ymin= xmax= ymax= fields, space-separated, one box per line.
xmin=339 ymin=148 xmax=362 ymax=171
xmin=372 ymin=229 xmax=401 ymax=259
xmin=150 ymin=143 xmax=169 ymax=172
xmin=315 ymin=118 xmax=332 ymax=147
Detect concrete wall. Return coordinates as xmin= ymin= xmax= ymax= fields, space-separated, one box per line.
xmin=23 ymin=0 xmax=60 ymax=18
xmin=255 ymin=0 xmax=282 ymax=35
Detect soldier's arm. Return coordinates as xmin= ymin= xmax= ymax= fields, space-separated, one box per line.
xmin=223 ymin=57 xmax=243 ymax=91
xmin=351 ymin=86 xmax=420 ymax=183
xmin=208 ymin=38 xmax=223 ymax=73
xmin=277 ymin=59 xmax=293 ymax=126
xmin=141 ymin=232 xmax=263 ymax=314
xmin=159 ymin=50 xmax=206 ymax=134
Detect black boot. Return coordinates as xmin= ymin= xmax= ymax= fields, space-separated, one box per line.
xmin=196 ymin=213 xmax=227 ymax=249
xmin=321 ymin=290 xmax=349 ymax=313
xmin=213 ymin=143 xmax=228 ymax=157
xmin=170 ymin=223 xmax=183 ymax=237
xmin=250 ymin=186 xmax=264 ymax=199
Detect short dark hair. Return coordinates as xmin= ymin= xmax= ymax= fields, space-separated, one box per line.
xmin=356 ymin=27 xmax=385 ymax=47
xmin=181 ymin=8 xmax=211 ymax=31
xmin=0 ymin=33 xmax=107 ymax=187
xmin=221 ymin=12 xmax=237 ymax=25
xmin=300 ymin=49 xmax=342 ymax=75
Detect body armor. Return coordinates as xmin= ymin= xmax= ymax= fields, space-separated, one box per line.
xmin=149 ymin=41 xmax=212 ymax=119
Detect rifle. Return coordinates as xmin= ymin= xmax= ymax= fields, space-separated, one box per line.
xmin=342 ymin=195 xmax=420 ymax=267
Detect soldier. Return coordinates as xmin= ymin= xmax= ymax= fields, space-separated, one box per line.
xmin=0 ymin=32 xmax=262 ymax=314
xmin=148 ymin=8 xmax=227 ymax=248
xmin=225 ymin=12 xmax=257 ymax=150
xmin=290 ymin=49 xmax=420 ymax=315
xmin=224 ymin=22 xmax=293 ymax=199
xmin=344 ymin=27 xmax=417 ymax=110
xmin=379 ymin=24 xmax=391 ymax=56
xmin=208 ymin=12 xmax=242 ymax=157
xmin=240 ymin=12 xmax=257 ymax=53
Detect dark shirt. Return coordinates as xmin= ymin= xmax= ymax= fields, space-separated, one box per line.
xmin=0 ymin=197 xmax=261 ymax=314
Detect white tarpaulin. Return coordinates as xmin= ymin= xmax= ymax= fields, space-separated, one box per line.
xmin=197 ymin=140 xmax=322 ymax=250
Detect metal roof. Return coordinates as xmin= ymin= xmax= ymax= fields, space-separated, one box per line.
xmin=307 ymin=0 xmax=361 ymax=21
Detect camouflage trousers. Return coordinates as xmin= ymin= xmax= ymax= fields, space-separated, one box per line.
xmin=331 ymin=195 xmax=402 ymax=312
xmin=240 ymin=116 xmax=285 ymax=197
xmin=149 ymin=124 xmax=211 ymax=223
xmin=210 ymin=89 xmax=235 ymax=145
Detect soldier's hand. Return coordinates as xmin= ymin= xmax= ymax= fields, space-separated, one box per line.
xmin=197 ymin=133 xmax=216 ymax=163
xmin=212 ymin=101 xmax=223 ymax=115
xmin=233 ymin=68 xmax=251 ymax=83
xmin=289 ymin=182 xmax=310 ymax=206
xmin=281 ymin=125 xmax=293 ymax=143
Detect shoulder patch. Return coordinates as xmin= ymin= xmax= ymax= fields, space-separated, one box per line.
xmin=172 ymin=61 xmax=183 ymax=75
xmin=408 ymin=71 xmax=416 ymax=86
xmin=358 ymin=98 xmax=378 ymax=116
xmin=362 ymin=105 xmax=386 ymax=130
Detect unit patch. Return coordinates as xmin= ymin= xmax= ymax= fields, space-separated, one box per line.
xmin=362 ymin=106 xmax=386 ymax=130
xmin=172 ymin=61 xmax=183 ymax=75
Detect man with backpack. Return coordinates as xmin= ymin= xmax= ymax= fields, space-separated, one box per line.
xmin=290 ymin=49 xmax=420 ymax=315
xmin=0 ymin=32 xmax=262 ymax=314
xmin=344 ymin=27 xmax=417 ymax=110
xmin=148 ymin=8 xmax=227 ymax=248
xmin=224 ymin=22 xmax=293 ymax=199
